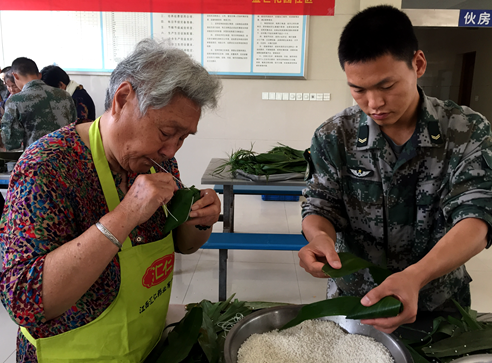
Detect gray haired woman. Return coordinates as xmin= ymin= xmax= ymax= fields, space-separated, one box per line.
xmin=0 ymin=39 xmax=222 ymax=362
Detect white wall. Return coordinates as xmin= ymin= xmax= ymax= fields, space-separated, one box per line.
xmin=70 ymin=1 xmax=363 ymax=188
xmin=415 ymin=27 xmax=492 ymax=121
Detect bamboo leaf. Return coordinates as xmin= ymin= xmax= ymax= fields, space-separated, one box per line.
xmin=422 ymin=329 xmax=492 ymax=357
xmin=322 ymin=252 xmax=392 ymax=284
xmin=162 ymin=186 xmax=201 ymax=235
xmin=452 ymin=299 xmax=483 ymax=331
xmin=198 ymin=312 xmax=220 ymax=363
xmin=157 ymin=306 xmax=203 ymax=363
xmin=244 ymin=301 xmax=293 ymax=310
xmin=281 ymin=296 xmax=402 ymax=330
xmin=404 ymin=344 xmax=431 ymax=363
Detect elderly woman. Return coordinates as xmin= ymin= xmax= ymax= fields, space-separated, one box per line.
xmin=0 ymin=39 xmax=222 ymax=362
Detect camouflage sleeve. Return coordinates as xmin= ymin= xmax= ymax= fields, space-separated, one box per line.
xmin=0 ymin=99 xmax=24 ymax=150
xmin=442 ymin=115 xmax=492 ymax=248
xmin=70 ymin=97 xmax=77 ymax=123
xmin=301 ymin=126 xmax=348 ymax=232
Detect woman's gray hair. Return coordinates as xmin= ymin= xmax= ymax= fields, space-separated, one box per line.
xmin=104 ymin=39 xmax=221 ymax=116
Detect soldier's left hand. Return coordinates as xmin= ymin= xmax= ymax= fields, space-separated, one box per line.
xmin=186 ymin=188 xmax=221 ymax=228
xmin=358 ymin=269 xmax=421 ymax=333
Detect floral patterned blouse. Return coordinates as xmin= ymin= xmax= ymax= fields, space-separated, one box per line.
xmin=0 ymin=121 xmax=182 ymax=362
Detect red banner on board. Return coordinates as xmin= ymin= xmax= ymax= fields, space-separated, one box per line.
xmin=0 ymin=0 xmax=335 ymax=16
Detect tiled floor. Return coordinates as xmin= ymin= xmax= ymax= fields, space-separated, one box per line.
xmin=1 ymin=195 xmax=492 ymax=362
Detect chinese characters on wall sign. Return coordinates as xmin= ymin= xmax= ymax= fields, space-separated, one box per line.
xmin=459 ymin=9 xmax=492 ymax=27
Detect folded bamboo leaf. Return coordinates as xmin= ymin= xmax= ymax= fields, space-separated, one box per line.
xmin=162 ymin=186 xmax=201 ymax=235
xmin=157 ymin=306 xmax=203 ymax=363
xmin=447 ymin=316 xmax=466 ymax=333
xmin=322 ymin=252 xmax=392 ymax=284
xmin=452 ymin=299 xmax=484 ymax=331
xmin=281 ymin=296 xmax=402 ymax=330
xmin=421 ymin=329 xmax=492 ymax=357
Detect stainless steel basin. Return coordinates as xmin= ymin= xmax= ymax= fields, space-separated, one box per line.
xmin=224 ymin=305 xmax=413 ymax=363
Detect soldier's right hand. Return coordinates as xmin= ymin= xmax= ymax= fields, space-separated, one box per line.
xmin=118 ymin=172 xmax=178 ymax=226
xmin=298 ymin=234 xmax=341 ymax=278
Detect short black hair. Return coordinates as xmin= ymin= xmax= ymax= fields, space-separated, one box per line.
xmin=338 ymin=5 xmax=418 ymax=70
xmin=40 ymin=65 xmax=70 ymax=88
xmin=1 ymin=66 xmax=14 ymax=83
xmin=11 ymin=57 xmax=39 ymax=76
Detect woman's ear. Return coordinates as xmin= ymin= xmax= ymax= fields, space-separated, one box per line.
xmin=111 ymin=81 xmax=133 ymax=118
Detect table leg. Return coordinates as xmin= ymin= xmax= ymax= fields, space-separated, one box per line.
xmin=223 ymin=185 xmax=234 ymax=233
xmin=219 ymin=249 xmax=228 ymax=301
xmin=219 ymin=185 xmax=234 ymax=301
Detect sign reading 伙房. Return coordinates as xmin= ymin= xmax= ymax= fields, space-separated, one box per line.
xmin=459 ymin=9 xmax=492 ymax=27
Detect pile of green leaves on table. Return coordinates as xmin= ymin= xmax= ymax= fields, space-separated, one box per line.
xmin=214 ymin=144 xmax=307 ymax=177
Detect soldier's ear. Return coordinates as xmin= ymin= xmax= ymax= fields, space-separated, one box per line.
xmin=12 ymin=72 xmax=20 ymax=81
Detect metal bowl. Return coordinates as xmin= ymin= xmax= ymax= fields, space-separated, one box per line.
xmin=224 ymin=305 xmax=413 ymax=363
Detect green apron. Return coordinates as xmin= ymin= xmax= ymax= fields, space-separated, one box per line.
xmin=21 ymin=117 xmax=174 ymax=362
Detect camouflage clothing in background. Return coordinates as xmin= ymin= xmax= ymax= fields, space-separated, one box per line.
xmin=1 ymin=80 xmax=76 ymax=150
xmin=302 ymin=88 xmax=492 ymax=311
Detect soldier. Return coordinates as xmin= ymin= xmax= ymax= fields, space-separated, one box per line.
xmin=0 ymin=57 xmax=76 ymax=150
xmin=299 ymin=5 xmax=492 ymax=333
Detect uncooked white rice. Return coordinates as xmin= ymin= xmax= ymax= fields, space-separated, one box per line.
xmin=237 ymin=319 xmax=394 ymax=363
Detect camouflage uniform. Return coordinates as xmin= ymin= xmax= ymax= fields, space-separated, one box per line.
xmin=1 ymin=80 xmax=76 ymax=150
xmin=302 ymin=88 xmax=492 ymax=311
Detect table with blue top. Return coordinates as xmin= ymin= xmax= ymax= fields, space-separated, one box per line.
xmin=200 ymin=158 xmax=307 ymax=301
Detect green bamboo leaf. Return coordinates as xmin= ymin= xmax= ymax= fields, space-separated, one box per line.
xmin=322 ymin=252 xmax=392 ymax=284
xmin=281 ymin=296 xmax=402 ymax=330
xmin=198 ymin=312 xmax=220 ymax=363
xmin=447 ymin=316 xmax=466 ymax=333
xmin=162 ymin=186 xmax=201 ymax=235
xmin=452 ymin=299 xmax=483 ymax=331
xmin=422 ymin=329 xmax=492 ymax=357
xmin=244 ymin=301 xmax=293 ymax=310
xmin=157 ymin=306 xmax=203 ymax=363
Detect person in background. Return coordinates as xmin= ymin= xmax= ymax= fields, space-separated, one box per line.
xmin=299 ymin=5 xmax=492 ymax=334
xmin=0 ymin=67 xmax=8 ymax=101
xmin=41 ymin=65 xmax=96 ymax=121
xmin=0 ymin=57 xmax=76 ymax=150
xmin=0 ymin=39 xmax=222 ymax=362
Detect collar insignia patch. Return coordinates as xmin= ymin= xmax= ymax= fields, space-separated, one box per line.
xmin=431 ymin=134 xmax=441 ymax=140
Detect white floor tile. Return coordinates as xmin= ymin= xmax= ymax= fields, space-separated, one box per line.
xmin=170 ymin=254 xmax=201 ymax=304
xmin=466 ymin=249 xmax=492 ymax=271
xmin=4 ymin=351 xmax=16 ymax=363
xmin=183 ymin=259 xmax=302 ymax=305
xmin=294 ymin=263 xmax=329 ymax=304
xmin=199 ymin=249 xmax=295 ymax=264
xmin=0 ymin=305 xmax=17 ymax=363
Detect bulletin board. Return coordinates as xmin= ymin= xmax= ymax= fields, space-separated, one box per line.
xmin=0 ymin=11 xmax=309 ymax=78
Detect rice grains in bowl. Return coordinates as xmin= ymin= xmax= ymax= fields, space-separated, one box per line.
xmin=237 ymin=319 xmax=394 ymax=363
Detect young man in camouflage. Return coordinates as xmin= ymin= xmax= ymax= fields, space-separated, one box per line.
xmin=0 ymin=57 xmax=76 ymax=150
xmin=299 ymin=5 xmax=492 ymax=333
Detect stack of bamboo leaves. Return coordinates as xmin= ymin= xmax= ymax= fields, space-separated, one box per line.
xmin=214 ymin=144 xmax=307 ymax=178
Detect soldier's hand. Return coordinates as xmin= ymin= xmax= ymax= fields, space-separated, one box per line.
xmin=298 ymin=233 xmax=341 ymax=278
xmin=359 ymin=269 xmax=420 ymax=333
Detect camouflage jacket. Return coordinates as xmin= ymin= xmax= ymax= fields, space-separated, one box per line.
xmin=302 ymin=88 xmax=492 ymax=311
xmin=1 ymin=80 xmax=76 ymax=150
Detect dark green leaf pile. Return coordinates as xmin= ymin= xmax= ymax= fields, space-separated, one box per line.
xmin=214 ymin=144 xmax=307 ymax=177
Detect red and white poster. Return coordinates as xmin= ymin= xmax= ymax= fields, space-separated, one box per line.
xmin=0 ymin=0 xmax=335 ymax=16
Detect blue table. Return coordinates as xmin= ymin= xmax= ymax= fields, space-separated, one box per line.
xmin=200 ymin=158 xmax=307 ymax=301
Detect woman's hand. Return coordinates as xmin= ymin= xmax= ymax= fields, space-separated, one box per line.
xmin=119 ymin=172 xmax=178 ymax=226
xmin=186 ymin=188 xmax=221 ymax=227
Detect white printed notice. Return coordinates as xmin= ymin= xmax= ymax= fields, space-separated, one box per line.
xmin=102 ymin=12 xmax=151 ymax=70
xmin=203 ymin=14 xmax=252 ymax=74
xmin=0 ymin=11 xmax=307 ymax=77
xmin=253 ymin=15 xmax=304 ymax=74
xmin=152 ymin=13 xmax=202 ymax=63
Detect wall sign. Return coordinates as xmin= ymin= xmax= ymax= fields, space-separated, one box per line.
xmin=459 ymin=9 xmax=492 ymax=27
xmin=0 ymin=11 xmax=309 ymax=78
